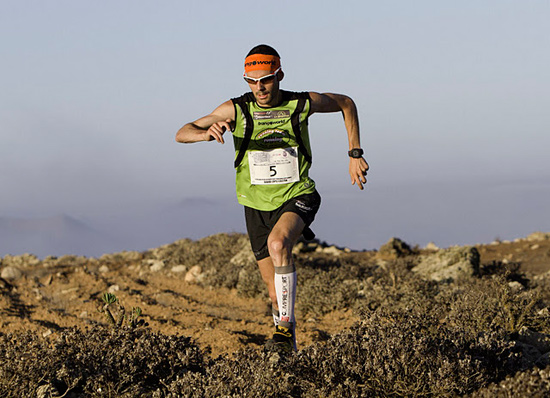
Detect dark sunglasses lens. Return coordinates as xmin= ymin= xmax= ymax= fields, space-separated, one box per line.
xmin=244 ymin=77 xmax=256 ymax=84
xmin=259 ymin=75 xmax=275 ymax=84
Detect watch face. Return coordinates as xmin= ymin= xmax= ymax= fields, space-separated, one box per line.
xmin=350 ymin=148 xmax=363 ymax=158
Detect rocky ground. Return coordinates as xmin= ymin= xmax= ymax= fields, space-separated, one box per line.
xmin=1 ymin=231 xmax=550 ymax=397
xmin=0 ymin=235 xmax=362 ymax=357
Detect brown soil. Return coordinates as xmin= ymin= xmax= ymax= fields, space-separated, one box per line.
xmin=1 ymin=233 xmax=549 ymax=359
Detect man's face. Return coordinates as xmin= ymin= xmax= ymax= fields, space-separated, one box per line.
xmin=245 ymin=69 xmax=280 ymax=107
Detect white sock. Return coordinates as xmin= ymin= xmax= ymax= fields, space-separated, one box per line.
xmin=274 ymin=264 xmax=296 ymax=330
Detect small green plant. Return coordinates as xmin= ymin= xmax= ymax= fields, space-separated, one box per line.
xmin=102 ymin=292 xmax=117 ymax=305
xmin=98 ymin=292 xmax=145 ymax=329
xmin=129 ymin=306 xmax=143 ymax=328
xmin=99 ymin=292 xmax=118 ymax=327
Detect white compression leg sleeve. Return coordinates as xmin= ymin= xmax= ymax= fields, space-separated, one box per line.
xmin=272 ymin=306 xmax=279 ymax=326
xmin=274 ymin=264 xmax=296 ymax=329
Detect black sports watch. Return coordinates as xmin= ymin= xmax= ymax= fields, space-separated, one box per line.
xmin=348 ymin=148 xmax=364 ymax=158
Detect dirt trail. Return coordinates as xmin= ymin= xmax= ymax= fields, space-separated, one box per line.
xmin=1 ymin=232 xmax=549 ymax=358
xmin=0 ymin=252 xmax=358 ymax=357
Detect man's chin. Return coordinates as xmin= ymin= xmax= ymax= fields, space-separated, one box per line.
xmin=255 ymin=93 xmax=271 ymax=105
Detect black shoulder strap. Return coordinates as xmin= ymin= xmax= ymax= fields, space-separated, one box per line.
xmin=290 ymin=95 xmax=312 ymax=165
xmin=232 ymin=95 xmax=255 ymax=169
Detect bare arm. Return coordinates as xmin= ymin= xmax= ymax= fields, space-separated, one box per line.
xmin=175 ymin=100 xmax=235 ymax=144
xmin=309 ymin=92 xmax=369 ymax=190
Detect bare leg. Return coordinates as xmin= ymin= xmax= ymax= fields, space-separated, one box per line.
xmin=257 ymin=256 xmax=277 ymax=309
xmin=267 ymin=212 xmax=305 ymax=268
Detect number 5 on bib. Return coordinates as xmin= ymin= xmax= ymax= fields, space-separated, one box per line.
xmin=248 ymin=147 xmax=300 ymax=185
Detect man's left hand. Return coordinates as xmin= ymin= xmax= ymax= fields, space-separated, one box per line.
xmin=349 ymin=157 xmax=369 ymax=190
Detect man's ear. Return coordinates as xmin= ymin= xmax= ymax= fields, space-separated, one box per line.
xmin=277 ymin=70 xmax=285 ymax=82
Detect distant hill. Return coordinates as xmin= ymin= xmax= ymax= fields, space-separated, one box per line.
xmin=0 ymin=214 xmax=123 ymax=258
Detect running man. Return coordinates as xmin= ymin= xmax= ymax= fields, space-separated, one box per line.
xmin=176 ymin=44 xmax=369 ymax=354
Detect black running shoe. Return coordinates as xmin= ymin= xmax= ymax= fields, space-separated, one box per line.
xmin=265 ymin=325 xmax=294 ymax=354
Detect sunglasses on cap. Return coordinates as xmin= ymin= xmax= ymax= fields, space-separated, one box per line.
xmin=243 ymin=67 xmax=281 ymax=85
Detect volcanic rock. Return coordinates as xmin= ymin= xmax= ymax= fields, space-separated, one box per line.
xmin=379 ymin=237 xmax=412 ymax=257
xmin=412 ymin=246 xmax=480 ymax=282
xmin=1 ymin=266 xmax=23 ymax=281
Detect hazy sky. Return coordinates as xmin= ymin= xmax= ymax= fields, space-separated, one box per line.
xmin=1 ymin=1 xmax=549 ymax=255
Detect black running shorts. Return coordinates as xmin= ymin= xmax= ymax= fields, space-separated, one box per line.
xmin=244 ymin=190 xmax=321 ymax=261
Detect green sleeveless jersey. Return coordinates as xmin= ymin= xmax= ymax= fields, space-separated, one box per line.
xmin=231 ymin=90 xmax=316 ymax=211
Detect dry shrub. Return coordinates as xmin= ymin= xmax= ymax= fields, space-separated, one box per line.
xmin=287 ymin=309 xmax=518 ymax=397
xmin=480 ymin=260 xmax=526 ymax=281
xmin=352 ymin=258 xmax=440 ymax=314
xmin=297 ymin=255 xmax=440 ymax=318
xmin=438 ymin=276 xmax=549 ymax=338
xmin=2 ymin=234 xmax=549 ymax=397
xmin=164 ymin=263 xmax=547 ymax=397
xmin=236 ymin=260 xmax=266 ymax=298
xmin=530 ymin=273 xmax=550 ymax=306
xmin=0 ymin=304 xmax=539 ymax=397
xmin=0 ymin=327 xmax=205 ymax=397
xmin=162 ymin=308 xmax=520 ymax=397
xmin=296 ymin=253 xmax=379 ymax=316
xmin=298 ymin=264 xmax=360 ymax=316
xmin=165 ymin=348 xmax=301 ymax=398
xmin=469 ymin=366 xmax=550 ymax=398
xmin=147 ymin=233 xmax=246 ymax=289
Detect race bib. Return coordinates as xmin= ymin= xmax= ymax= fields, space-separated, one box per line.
xmin=248 ymin=147 xmax=300 ymax=185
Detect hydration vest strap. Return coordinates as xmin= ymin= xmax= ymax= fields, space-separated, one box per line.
xmin=234 ymin=101 xmax=254 ymax=169
xmin=291 ymin=98 xmax=312 ymax=165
